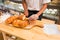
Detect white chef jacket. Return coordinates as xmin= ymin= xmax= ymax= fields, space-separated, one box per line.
xmin=25 ymin=0 xmax=51 ymax=11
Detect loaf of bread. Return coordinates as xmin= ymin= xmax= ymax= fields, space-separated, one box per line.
xmin=18 ymin=13 xmax=26 ymax=20
xmin=5 ymin=15 xmax=18 ymax=24
xmin=5 ymin=13 xmax=29 ymax=28
xmin=12 ymin=19 xmax=29 ymax=28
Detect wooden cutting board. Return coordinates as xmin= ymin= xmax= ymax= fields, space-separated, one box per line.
xmin=0 ymin=20 xmax=60 ymax=40
xmin=24 ymin=20 xmax=44 ymax=29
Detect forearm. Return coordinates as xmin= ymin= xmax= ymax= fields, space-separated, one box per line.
xmin=37 ymin=4 xmax=47 ymax=16
xmin=22 ymin=0 xmax=28 ymax=12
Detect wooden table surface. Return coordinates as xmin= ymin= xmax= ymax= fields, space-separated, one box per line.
xmin=0 ymin=21 xmax=60 ymax=40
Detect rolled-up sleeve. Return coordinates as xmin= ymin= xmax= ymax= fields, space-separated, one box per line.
xmin=43 ymin=0 xmax=51 ymax=4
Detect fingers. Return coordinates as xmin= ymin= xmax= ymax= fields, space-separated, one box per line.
xmin=29 ymin=14 xmax=39 ymax=20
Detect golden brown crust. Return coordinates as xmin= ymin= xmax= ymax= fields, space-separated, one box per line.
xmin=12 ymin=19 xmax=21 ymax=27
xmin=18 ymin=13 xmax=26 ymax=20
xmin=5 ymin=15 xmax=18 ymax=24
xmin=12 ymin=19 xmax=29 ymax=28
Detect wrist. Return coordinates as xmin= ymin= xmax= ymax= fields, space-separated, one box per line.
xmin=36 ymin=12 xmax=42 ymax=16
xmin=24 ymin=11 xmax=28 ymax=17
